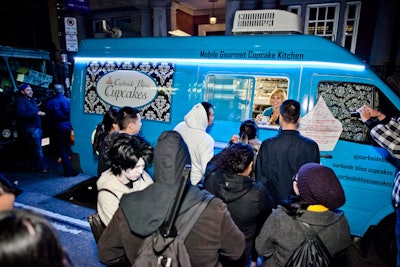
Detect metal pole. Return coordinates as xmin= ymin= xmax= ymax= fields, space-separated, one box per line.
xmin=61 ymin=54 xmax=71 ymax=97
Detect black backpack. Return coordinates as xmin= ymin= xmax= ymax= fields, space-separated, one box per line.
xmin=133 ymin=195 xmax=212 ymax=267
xmin=285 ymin=220 xmax=332 ymax=267
xmin=133 ymin=165 xmax=213 ymax=267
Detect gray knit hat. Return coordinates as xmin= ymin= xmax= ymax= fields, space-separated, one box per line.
xmin=297 ymin=163 xmax=345 ymax=209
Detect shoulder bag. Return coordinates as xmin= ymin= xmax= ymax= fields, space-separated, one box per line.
xmin=87 ymin=188 xmax=118 ymax=243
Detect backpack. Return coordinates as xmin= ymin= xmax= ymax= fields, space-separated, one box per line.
xmin=285 ymin=220 xmax=332 ymax=267
xmin=133 ymin=194 xmax=212 ymax=267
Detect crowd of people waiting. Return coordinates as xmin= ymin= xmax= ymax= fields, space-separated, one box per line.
xmin=1 ymin=93 xmax=399 ymax=267
xmin=91 ymin=99 xmax=354 ymax=267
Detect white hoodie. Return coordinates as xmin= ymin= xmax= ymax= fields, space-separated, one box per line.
xmin=174 ymin=103 xmax=215 ymax=185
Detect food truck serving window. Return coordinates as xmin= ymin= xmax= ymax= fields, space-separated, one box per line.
xmin=205 ymin=75 xmax=254 ymax=122
xmin=205 ymin=75 xmax=289 ymax=123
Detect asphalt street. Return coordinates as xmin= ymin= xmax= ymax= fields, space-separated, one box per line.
xmin=0 ymin=156 xmax=104 ymax=267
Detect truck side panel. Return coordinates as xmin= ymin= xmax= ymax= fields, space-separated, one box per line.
xmin=70 ymin=35 xmax=399 ymax=238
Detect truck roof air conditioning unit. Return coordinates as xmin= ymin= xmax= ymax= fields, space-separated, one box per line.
xmin=232 ymin=9 xmax=303 ymax=35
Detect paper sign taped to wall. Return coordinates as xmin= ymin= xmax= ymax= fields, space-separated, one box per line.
xmin=299 ymin=96 xmax=343 ymax=151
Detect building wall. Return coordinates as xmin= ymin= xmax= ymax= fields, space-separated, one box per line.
xmin=176 ymin=10 xmax=195 ymax=36
xmin=354 ymin=0 xmax=379 ymax=64
xmin=1 ymin=0 xmax=398 ymax=79
xmin=0 ymin=0 xmax=54 ymax=51
xmin=278 ymin=0 xmax=399 ymax=78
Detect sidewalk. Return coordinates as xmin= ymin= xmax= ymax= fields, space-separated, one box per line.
xmin=0 ymin=157 xmax=104 ymax=267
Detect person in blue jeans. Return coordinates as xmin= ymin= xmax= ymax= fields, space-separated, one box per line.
xmin=46 ymin=84 xmax=78 ymax=177
xmin=357 ymin=104 xmax=400 ymax=266
xmin=15 ymin=83 xmax=50 ymax=173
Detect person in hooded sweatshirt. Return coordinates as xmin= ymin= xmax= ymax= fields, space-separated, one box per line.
xmin=97 ymin=130 xmax=245 ymax=267
xmin=204 ymin=142 xmax=274 ymax=267
xmin=174 ymin=102 xmax=215 ymax=185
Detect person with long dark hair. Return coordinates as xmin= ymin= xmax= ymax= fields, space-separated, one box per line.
xmin=204 ymin=143 xmax=274 ymax=267
xmin=97 ymin=134 xmax=154 ymax=226
xmin=0 ymin=208 xmax=73 ymax=267
xmin=97 ymin=106 xmax=143 ymax=176
xmin=98 ymin=131 xmax=245 ymax=267
xmin=93 ymin=107 xmax=119 ymax=177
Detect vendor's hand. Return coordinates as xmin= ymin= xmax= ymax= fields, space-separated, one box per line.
xmin=255 ymin=114 xmax=262 ymax=121
xmin=270 ymin=113 xmax=279 ymax=123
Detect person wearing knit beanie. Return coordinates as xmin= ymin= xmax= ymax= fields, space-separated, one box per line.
xmin=0 ymin=173 xmax=22 ymax=211
xmin=256 ymin=162 xmax=351 ymax=267
xmin=295 ymin=162 xmax=345 ymax=209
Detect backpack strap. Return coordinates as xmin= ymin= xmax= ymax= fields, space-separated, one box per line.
xmin=175 ymin=193 xmax=214 ymax=241
xmin=152 ymin=193 xmax=214 ymax=255
xmin=98 ymin=188 xmax=118 ymax=199
xmin=298 ymin=221 xmax=332 ymax=260
xmin=159 ymin=165 xmax=192 ymax=238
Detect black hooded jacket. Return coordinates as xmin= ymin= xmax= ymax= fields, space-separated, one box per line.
xmin=120 ymin=130 xmax=208 ymax=236
xmin=204 ymin=167 xmax=274 ymax=266
xmin=97 ymin=131 xmax=246 ymax=267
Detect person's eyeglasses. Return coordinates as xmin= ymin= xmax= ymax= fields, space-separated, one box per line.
xmin=292 ymin=174 xmax=298 ymax=182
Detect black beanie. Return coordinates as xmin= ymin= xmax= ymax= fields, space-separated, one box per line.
xmin=0 ymin=173 xmax=22 ymax=196
xmin=19 ymin=83 xmax=29 ymax=91
xmin=297 ymin=163 xmax=345 ymax=209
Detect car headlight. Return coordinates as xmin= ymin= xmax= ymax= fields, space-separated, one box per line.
xmin=2 ymin=129 xmax=12 ymax=139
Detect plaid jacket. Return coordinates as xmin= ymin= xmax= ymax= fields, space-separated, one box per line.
xmin=371 ymin=118 xmax=400 ymax=206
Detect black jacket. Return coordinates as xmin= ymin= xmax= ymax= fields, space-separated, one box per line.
xmin=15 ymin=95 xmax=41 ymax=130
xmin=98 ymin=131 xmax=246 ymax=267
xmin=204 ymin=168 xmax=274 ymax=266
xmin=256 ymin=130 xmax=320 ymax=207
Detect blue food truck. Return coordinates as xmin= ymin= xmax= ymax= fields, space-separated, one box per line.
xmin=70 ymin=34 xmax=399 ymax=262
